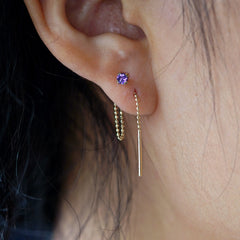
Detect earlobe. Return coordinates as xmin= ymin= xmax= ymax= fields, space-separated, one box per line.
xmin=24 ymin=0 xmax=158 ymax=115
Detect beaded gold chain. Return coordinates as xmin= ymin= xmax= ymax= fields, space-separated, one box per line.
xmin=114 ymin=103 xmax=125 ymax=141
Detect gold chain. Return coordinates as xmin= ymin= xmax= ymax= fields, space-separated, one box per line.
xmin=114 ymin=103 xmax=125 ymax=141
xmin=134 ymin=92 xmax=142 ymax=177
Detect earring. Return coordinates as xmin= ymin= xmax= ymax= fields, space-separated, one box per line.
xmin=114 ymin=72 xmax=128 ymax=141
xmin=114 ymin=73 xmax=142 ymax=177
xmin=134 ymin=90 xmax=142 ymax=177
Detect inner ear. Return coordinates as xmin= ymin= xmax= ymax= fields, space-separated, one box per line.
xmin=65 ymin=0 xmax=145 ymax=40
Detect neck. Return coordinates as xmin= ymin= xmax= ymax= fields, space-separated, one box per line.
xmin=125 ymin=152 xmax=210 ymax=240
xmin=54 ymin=117 xmax=219 ymax=240
xmin=124 ymin=115 xmax=219 ymax=240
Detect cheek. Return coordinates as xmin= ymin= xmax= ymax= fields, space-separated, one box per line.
xmin=138 ymin=0 xmax=185 ymax=84
xmin=144 ymin=10 xmax=240 ymax=238
xmin=139 ymin=0 xmax=240 ymax=237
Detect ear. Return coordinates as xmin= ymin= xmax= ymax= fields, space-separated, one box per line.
xmin=24 ymin=0 xmax=157 ymax=115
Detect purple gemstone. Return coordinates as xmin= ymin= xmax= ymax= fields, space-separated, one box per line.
xmin=117 ymin=73 xmax=129 ymax=85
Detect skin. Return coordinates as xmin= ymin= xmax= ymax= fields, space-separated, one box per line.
xmin=24 ymin=0 xmax=240 ymax=239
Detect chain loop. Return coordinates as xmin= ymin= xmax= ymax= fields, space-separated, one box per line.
xmin=114 ymin=103 xmax=125 ymax=141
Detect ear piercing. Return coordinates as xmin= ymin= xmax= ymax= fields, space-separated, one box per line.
xmin=117 ymin=72 xmax=129 ymax=85
xmin=113 ymin=72 xmax=142 ymax=177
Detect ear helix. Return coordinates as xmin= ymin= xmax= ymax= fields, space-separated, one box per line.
xmin=113 ymin=72 xmax=142 ymax=177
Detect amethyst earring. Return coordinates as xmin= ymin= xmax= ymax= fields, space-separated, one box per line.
xmin=114 ymin=72 xmax=142 ymax=177
xmin=117 ymin=72 xmax=129 ymax=85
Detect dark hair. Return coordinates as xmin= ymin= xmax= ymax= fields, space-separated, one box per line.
xmin=0 ymin=0 xmax=221 ymax=239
